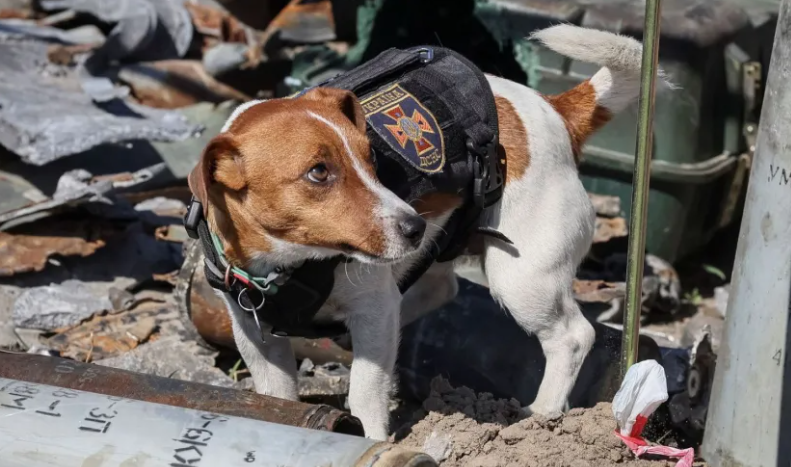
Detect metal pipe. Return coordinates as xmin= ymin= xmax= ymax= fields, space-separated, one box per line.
xmin=0 ymin=377 xmax=436 ymax=467
xmin=0 ymin=352 xmax=363 ymax=436
xmin=701 ymin=1 xmax=791 ymax=464
xmin=620 ymin=0 xmax=663 ymax=378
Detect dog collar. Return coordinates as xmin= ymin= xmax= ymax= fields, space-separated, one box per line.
xmin=183 ymin=198 xmax=348 ymax=340
xmin=207 ymin=231 xmax=289 ymax=297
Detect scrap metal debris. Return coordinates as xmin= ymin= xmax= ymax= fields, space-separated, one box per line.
xmin=186 ymin=0 xmax=254 ymax=73
xmin=133 ymin=196 xmax=187 ymax=217
xmin=594 ymin=216 xmax=628 ymax=243
xmin=117 ymin=60 xmax=251 ymax=109
xmin=589 ymin=193 xmax=622 ymax=217
xmin=262 ymin=0 xmax=336 ymax=45
xmin=667 ymin=330 xmax=717 ymax=442
xmin=11 ymin=279 xmax=123 ymax=330
xmin=154 ymin=224 xmax=189 ymax=243
xmin=0 ymin=231 xmax=104 ymax=276
xmin=0 ymin=164 xmax=166 ymax=226
xmin=0 ymin=285 xmax=23 ymax=349
xmin=573 ymin=279 xmax=624 ymax=304
xmin=39 ymin=0 xmax=194 ymax=65
xmin=0 ymin=29 xmax=201 ymax=165
xmin=45 ymin=303 xmax=160 ymax=361
xmin=95 ymin=335 xmax=237 ymax=388
xmin=298 ymin=359 xmax=351 ymax=398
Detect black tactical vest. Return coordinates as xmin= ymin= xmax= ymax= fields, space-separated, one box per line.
xmin=186 ymin=46 xmax=503 ymax=338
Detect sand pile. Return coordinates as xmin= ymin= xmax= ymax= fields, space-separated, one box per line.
xmin=396 ymin=377 xmax=701 ymax=467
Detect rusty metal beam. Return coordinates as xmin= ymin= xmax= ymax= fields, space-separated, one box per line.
xmin=0 ymin=351 xmax=363 ymax=436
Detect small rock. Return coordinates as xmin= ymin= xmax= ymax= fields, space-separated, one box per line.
xmin=609 ymin=450 xmax=623 ymax=462
xmin=299 ymin=358 xmax=315 ymax=373
xmin=478 ymin=427 xmax=498 ymax=444
xmin=561 ymin=418 xmax=582 ymax=434
xmin=422 ymin=431 xmax=452 ymax=462
xmin=499 ymin=424 xmax=529 ymax=443
xmin=567 ymin=407 xmax=587 ymax=417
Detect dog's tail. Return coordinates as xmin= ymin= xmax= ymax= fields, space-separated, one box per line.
xmin=530 ymin=24 xmax=669 ymax=163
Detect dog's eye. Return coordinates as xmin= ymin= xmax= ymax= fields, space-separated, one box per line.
xmin=307 ymin=164 xmax=330 ymax=183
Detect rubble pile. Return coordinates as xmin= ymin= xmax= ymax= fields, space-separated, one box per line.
xmin=395 ymin=377 xmax=706 ymax=467
xmin=0 ymin=0 xmax=727 ymax=460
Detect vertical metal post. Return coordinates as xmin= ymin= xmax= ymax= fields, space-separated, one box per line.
xmin=701 ymin=1 xmax=791 ymax=464
xmin=621 ymin=0 xmax=663 ymax=377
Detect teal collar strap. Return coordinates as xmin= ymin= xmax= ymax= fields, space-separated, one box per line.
xmin=209 ymin=232 xmax=288 ymax=296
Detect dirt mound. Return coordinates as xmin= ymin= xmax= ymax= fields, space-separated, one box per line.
xmin=396 ymin=377 xmax=694 ymax=467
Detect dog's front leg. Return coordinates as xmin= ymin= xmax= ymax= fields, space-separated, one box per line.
xmin=345 ymin=279 xmax=401 ymax=441
xmin=221 ymin=292 xmax=298 ymax=400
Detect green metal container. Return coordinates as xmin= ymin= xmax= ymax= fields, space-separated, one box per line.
xmin=286 ymin=0 xmax=778 ymax=262
xmin=475 ymin=0 xmax=776 ymax=262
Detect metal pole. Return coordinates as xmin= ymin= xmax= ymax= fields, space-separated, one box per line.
xmin=620 ymin=0 xmax=663 ymax=377
xmin=0 ymin=377 xmax=436 ymax=467
xmin=0 ymin=352 xmax=363 ymax=435
xmin=701 ymin=1 xmax=791 ymax=464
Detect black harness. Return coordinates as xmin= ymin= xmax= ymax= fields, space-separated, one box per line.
xmin=184 ymin=45 xmax=507 ymax=339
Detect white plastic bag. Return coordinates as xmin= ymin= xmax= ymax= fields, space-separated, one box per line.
xmin=612 ymin=360 xmax=694 ymax=467
xmin=612 ymin=359 xmax=668 ymax=437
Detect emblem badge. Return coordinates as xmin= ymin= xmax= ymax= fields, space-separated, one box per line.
xmin=361 ymin=84 xmax=445 ymax=173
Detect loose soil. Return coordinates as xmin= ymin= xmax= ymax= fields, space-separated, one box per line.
xmin=395 ymin=377 xmax=705 ymax=467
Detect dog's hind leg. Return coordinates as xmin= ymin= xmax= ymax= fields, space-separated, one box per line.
xmin=485 ymin=248 xmax=595 ymax=417
xmin=480 ymin=79 xmax=597 ymax=415
xmin=222 ymin=292 xmax=299 ymax=400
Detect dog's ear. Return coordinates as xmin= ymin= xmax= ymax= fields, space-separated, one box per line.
xmin=302 ymin=87 xmax=366 ymax=133
xmin=188 ymin=134 xmax=246 ymax=216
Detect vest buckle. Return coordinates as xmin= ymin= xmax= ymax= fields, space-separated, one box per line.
xmin=468 ymin=139 xmax=501 ymax=209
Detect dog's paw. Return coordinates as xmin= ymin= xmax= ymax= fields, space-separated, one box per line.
xmin=522 ymin=404 xmax=563 ymax=421
xmin=364 ymin=428 xmax=390 ymax=442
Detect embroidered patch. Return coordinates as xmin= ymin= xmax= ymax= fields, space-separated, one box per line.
xmin=361 ymin=84 xmax=445 ymax=173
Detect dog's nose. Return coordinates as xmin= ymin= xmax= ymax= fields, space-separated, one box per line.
xmin=398 ymin=215 xmax=427 ymax=247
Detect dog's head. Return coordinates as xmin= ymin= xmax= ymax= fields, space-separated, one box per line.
xmin=188 ymin=88 xmax=426 ymax=267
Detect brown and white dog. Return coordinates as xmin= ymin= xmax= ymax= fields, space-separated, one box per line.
xmin=188 ymin=25 xmax=660 ymax=439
